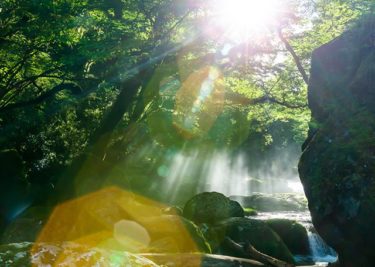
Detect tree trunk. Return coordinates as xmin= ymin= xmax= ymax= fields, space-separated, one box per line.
xmin=224 ymin=237 xmax=295 ymax=267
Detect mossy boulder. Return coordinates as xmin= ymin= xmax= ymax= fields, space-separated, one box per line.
xmin=266 ymin=219 xmax=309 ymax=255
xmin=208 ymin=217 xmax=295 ymax=264
xmin=183 ymin=192 xmax=244 ymax=224
xmin=299 ymin=15 xmax=375 ymax=266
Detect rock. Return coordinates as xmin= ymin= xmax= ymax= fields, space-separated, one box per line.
xmin=183 ymin=192 xmax=244 ymax=224
xmin=24 ymin=187 xmax=210 ymax=254
xmin=228 ymin=199 xmax=245 ymax=217
xmin=0 ymin=242 xmax=160 ymax=266
xmin=0 ymin=243 xmax=264 ymax=267
xmin=230 ymin=193 xmax=307 ymax=212
xmin=208 ymin=217 xmax=295 ymax=264
xmin=298 ymin=15 xmax=375 ymax=266
xmin=266 ymin=218 xmax=310 ymax=255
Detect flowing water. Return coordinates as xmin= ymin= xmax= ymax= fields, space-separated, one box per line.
xmin=254 ymin=211 xmax=338 ymax=266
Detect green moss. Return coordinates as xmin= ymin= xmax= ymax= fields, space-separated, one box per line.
xmin=183 ymin=192 xmax=244 ymax=224
xmin=243 ymin=208 xmax=258 ymax=216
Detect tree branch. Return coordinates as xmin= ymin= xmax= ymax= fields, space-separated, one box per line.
xmin=0 ymin=83 xmax=81 ymax=113
xmin=225 ymin=92 xmax=307 ymax=109
xmin=224 ymin=237 xmax=295 ymax=267
xmin=277 ymin=29 xmax=309 ymax=85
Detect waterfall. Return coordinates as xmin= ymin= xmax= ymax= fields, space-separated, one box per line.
xmin=308 ymin=231 xmax=338 ymax=263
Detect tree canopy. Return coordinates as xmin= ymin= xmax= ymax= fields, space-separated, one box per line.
xmin=0 ymin=0 xmax=373 ymax=201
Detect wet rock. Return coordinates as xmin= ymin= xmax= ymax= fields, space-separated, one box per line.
xmin=208 ymin=217 xmax=295 ymax=264
xmin=183 ymin=192 xmax=244 ymax=224
xmin=299 ymin=15 xmax=375 ymax=266
xmin=266 ymin=218 xmax=310 ymax=255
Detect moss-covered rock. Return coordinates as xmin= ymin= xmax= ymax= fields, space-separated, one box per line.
xmin=299 ymin=15 xmax=375 ymax=267
xmin=208 ymin=217 xmax=295 ymax=264
xmin=266 ymin=219 xmax=309 ymax=255
xmin=183 ymin=192 xmax=244 ymax=224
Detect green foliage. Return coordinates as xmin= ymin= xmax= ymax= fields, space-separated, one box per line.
xmin=0 ymin=0 xmax=371 ymax=191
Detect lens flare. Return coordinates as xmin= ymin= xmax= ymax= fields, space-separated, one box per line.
xmin=173 ymin=66 xmax=224 ymax=138
xmin=212 ymin=0 xmax=281 ymax=42
xmin=31 ymin=187 xmax=206 ymax=266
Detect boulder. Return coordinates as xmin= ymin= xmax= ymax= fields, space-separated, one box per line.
xmin=266 ymin=219 xmax=310 ymax=255
xmin=208 ymin=217 xmax=295 ymax=264
xmin=299 ymin=15 xmax=375 ymax=266
xmin=183 ymin=192 xmax=244 ymax=224
xmin=230 ymin=193 xmax=307 ymax=212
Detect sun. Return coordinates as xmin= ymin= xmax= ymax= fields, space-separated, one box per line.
xmin=212 ymin=0 xmax=281 ymax=42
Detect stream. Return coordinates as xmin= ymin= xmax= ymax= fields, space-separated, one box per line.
xmin=254 ymin=211 xmax=337 ymax=266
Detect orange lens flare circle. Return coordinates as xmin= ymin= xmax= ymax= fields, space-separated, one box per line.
xmin=173 ymin=66 xmax=224 ymax=139
xmin=31 ymin=187 xmax=206 ymax=266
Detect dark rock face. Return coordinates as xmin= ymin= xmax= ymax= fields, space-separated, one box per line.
xmin=266 ymin=219 xmax=310 ymax=255
xmin=183 ymin=192 xmax=244 ymax=224
xmin=299 ymin=15 xmax=375 ymax=267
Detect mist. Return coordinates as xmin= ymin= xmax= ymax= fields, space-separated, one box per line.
xmin=156 ymin=145 xmax=303 ymax=204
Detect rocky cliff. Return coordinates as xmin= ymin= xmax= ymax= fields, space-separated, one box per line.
xmin=299 ymin=15 xmax=375 ymax=267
